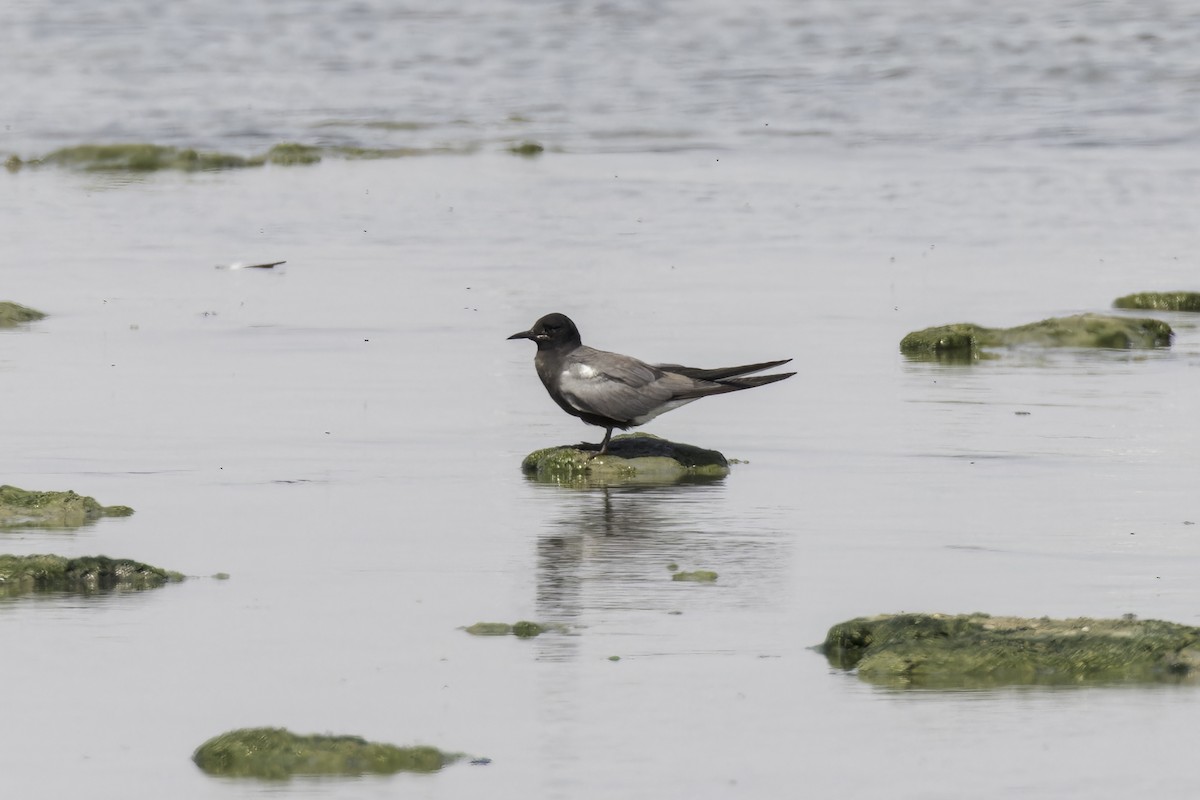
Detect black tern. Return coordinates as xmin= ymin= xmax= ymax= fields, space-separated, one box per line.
xmin=508 ymin=312 xmax=795 ymax=456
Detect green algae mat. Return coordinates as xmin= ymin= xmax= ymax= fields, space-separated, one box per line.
xmin=8 ymin=142 xmax=318 ymax=171
xmin=464 ymin=620 xmax=549 ymax=637
xmin=0 ymin=554 xmax=183 ymax=597
xmin=522 ymin=433 xmax=730 ymax=486
xmin=6 ymin=140 xmax=481 ymax=173
xmin=900 ymin=313 xmax=1173 ymax=362
xmin=192 ymin=728 xmax=462 ymax=779
xmin=822 ymin=613 xmax=1200 ymax=688
xmin=0 ymin=302 xmax=46 ymax=327
xmin=0 ymin=485 xmax=133 ymax=528
xmin=1113 ymin=292 xmax=1200 ymax=312
xmin=671 ymin=569 xmax=719 ymax=583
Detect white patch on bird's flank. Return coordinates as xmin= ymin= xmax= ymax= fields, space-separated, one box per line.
xmin=631 ymin=398 xmax=697 ymax=425
xmin=567 ymin=363 xmax=599 ymax=380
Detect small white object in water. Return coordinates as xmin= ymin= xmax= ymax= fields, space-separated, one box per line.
xmin=216 ymin=260 xmax=287 ymax=271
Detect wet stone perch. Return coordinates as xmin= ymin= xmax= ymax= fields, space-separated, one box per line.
xmin=822 ymin=613 xmax=1200 ymax=688
xmin=1113 ymin=292 xmax=1200 ymax=313
xmin=0 ymin=485 xmax=134 ymax=528
xmin=522 ymin=433 xmax=730 ymax=484
xmin=0 ymin=554 xmax=184 ymax=597
xmin=900 ymin=313 xmax=1173 ymax=361
xmin=0 ymin=301 xmax=47 ymax=327
xmin=192 ymin=728 xmax=462 ymax=779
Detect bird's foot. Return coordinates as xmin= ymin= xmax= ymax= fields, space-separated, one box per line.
xmin=579 ymin=428 xmax=614 ymax=460
xmin=574 ymin=442 xmax=610 ymax=460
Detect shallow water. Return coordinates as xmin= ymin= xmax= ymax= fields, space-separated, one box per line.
xmin=5 ymin=0 xmax=1200 ymax=156
xmin=3 ymin=1 xmax=1200 ymax=798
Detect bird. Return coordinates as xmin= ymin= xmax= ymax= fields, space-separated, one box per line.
xmin=508 ymin=312 xmax=795 ymax=456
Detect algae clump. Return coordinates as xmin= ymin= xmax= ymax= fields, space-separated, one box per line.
xmin=266 ymin=143 xmax=322 ymax=165
xmin=465 ymin=622 xmax=514 ymax=636
xmin=509 ymin=141 xmax=545 ymax=156
xmin=0 ymin=302 xmax=47 ymax=327
xmin=511 ymin=620 xmax=545 ymax=638
xmin=672 ymin=570 xmax=718 ymax=583
xmin=0 ymin=485 xmax=133 ymax=528
xmin=901 ymin=313 xmax=1173 ymax=361
xmin=1113 ymin=292 xmax=1200 ymax=312
xmin=521 ymin=433 xmax=729 ymax=486
xmin=332 ymin=143 xmax=480 ymax=159
xmin=192 ymin=728 xmax=459 ymax=779
xmin=17 ymin=141 xmax=481 ymax=173
xmin=0 ymin=554 xmax=184 ymax=597
xmin=38 ymin=143 xmax=255 ymax=171
xmin=464 ymin=620 xmax=550 ymax=637
xmin=822 ymin=613 xmax=1200 ymax=688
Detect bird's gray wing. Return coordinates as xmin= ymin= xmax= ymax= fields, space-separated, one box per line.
xmin=654 ymin=359 xmax=792 ymax=381
xmin=557 ymin=347 xmax=689 ymax=422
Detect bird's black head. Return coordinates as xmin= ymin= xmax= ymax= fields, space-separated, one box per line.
xmin=507 ymin=312 xmax=582 ymax=350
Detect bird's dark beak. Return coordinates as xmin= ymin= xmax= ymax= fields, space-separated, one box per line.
xmin=508 ymin=329 xmax=535 ymax=341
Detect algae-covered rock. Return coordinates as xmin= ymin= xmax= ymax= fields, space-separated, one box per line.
xmin=509 ymin=141 xmax=545 ymax=156
xmin=0 ymin=485 xmax=134 ymax=528
xmin=333 ymin=143 xmax=480 ymax=159
xmin=464 ymin=620 xmax=552 ymax=638
xmin=465 ymin=622 xmax=515 ymax=636
xmin=901 ymin=313 xmax=1173 ymax=361
xmin=898 ymin=323 xmax=987 ymax=361
xmin=192 ymin=728 xmax=460 ymax=779
xmin=672 ymin=570 xmax=718 ymax=583
xmin=822 ymin=613 xmax=1200 ymax=688
xmin=37 ymin=143 xmax=257 ymax=171
xmin=19 ymin=142 xmax=477 ymax=173
xmin=0 ymin=302 xmax=47 ymax=327
xmin=265 ymin=142 xmax=321 ymax=165
xmin=521 ymin=433 xmax=729 ymax=486
xmin=1114 ymin=292 xmax=1200 ymax=313
xmin=511 ymin=620 xmax=546 ymax=638
xmin=0 ymin=554 xmax=184 ymax=597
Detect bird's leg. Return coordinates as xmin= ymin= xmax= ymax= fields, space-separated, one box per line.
xmin=587 ymin=427 xmax=614 ymax=460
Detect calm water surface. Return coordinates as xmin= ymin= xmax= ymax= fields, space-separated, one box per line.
xmin=3 ymin=1 xmax=1200 ymax=798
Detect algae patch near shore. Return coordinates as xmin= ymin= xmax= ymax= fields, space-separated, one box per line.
xmin=0 ymin=554 xmax=184 ymax=597
xmin=464 ymin=620 xmax=558 ymax=637
xmin=6 ymin=142 xmax=323 ymax=172
xmin=192 ymin=728 xmax=462 ymax=779
xmin=1113 ymin=292 xmax=1200 ymax=312
xmin=900 ymin=313 xmax=1173 ymax=361
xmin=0 ymin=302 xmax=47 ymax=327
xmin=6 ymin=141 xmax=480 ymax=173
xmin=0 ymin=485 xmax=133 ymax=528
xmin=672 ymin=570 xmax=718 ymax=583
xmin=822 ymin=613 xmax=1200 ymax=688
xmin=32 ymin=143 xmax=259 ymax=171
xmin=508 ymin=140 xmax=545 ymax=156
